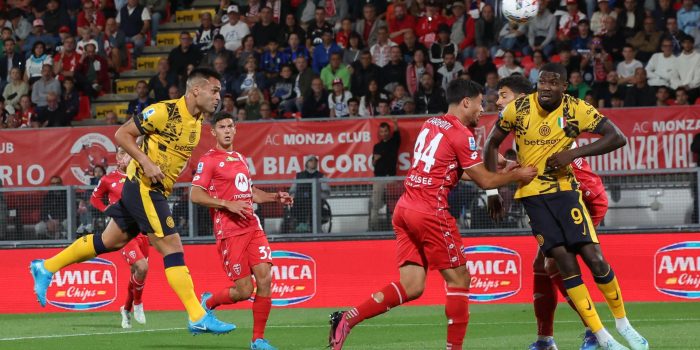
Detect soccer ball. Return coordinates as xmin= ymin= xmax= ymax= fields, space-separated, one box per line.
xmin=501 ymin=0 xmax=539 ymax=24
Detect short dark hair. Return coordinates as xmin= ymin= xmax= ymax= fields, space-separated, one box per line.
xmin=348 ymin=97 xmax=359 ymax=104
xmin=497 ymin=75 xmax=534 ymax=95
xmin=682 ymin=36 xmax=695 ymax=44
xmin=445 ymin=79 xmax=484 ymax=105
xmin=210 ymin=111 xmax=235 ymax=125
xmin=539 ymin=63 xmax=568 ymax=82
xmin=623 ymin=44 xmax=635 ymax=51
xmin=379 ymin=122 xmax=390 ymax=129
xmin=187 ymin=67 xmax=222 ymax=85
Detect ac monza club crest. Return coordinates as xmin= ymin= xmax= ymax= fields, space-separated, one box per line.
xmin=129 ymin=251 xmax=137 ymax=260
xmin=654 ymin=241 xmax=700 ymax=299
xmin=463 ymin=245 xmax=522 ymax=302
xmin=232 ymin=263 xmax=242 ymax=276
xmin=69 ymin=133 xmax=118 ymax=185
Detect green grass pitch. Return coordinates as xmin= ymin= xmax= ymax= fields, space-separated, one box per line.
xmin=1 ymin=302 xmax=698 ymax=349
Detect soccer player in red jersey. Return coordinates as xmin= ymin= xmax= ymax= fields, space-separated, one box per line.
xmin=492 ymin=75 xmax=609 ymax=350
xmin=190 ymin=112 xmax=293 ymax=350
xmin=328 ymin=79 xmax=538 ymax=350
xmin=90 ymin=147 xmax=151 ymax=328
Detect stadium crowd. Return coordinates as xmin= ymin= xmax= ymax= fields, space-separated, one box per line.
xmin=0 ymin=0 xmax=698 ymax=128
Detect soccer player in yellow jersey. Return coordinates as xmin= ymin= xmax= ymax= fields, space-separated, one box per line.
xmin=485 ymin=64 xmax=648 ymax=350
xmin=30 ymin=68 xmax=236 ymax=335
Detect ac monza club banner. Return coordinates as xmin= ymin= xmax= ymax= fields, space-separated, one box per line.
xmin=0 ymin=106 xmax=699 ymax=187
xmin=1 ymin=232 xmax=700 ymax=314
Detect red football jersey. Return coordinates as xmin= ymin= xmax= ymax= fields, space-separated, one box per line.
xmin=570 ymin=142 xmax=606 ymax=200
xmin=90 ymin=170 xmax=126 ymax=212
xmin=192 ymin=149 xmax=262 ymax=239
xmin=397 ymin=114 xmax=483 ymax=214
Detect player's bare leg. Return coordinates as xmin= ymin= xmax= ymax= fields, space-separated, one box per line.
xmin=549 ymin=246 xmax=629 ymax=350
xmin=329 ymin=263 xmax=425 ymax=350
xmin=440 ymin=265 xmax=471 ymax=350
xmin=31 ymin=220 xmax=131 ymax=307
xmin=578 ymin=244 xmax=648 ymax=350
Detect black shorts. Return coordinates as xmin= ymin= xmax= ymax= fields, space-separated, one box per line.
xmin=105 ymin=178 xmax=177 ymax=237
xmin=521 ymin=190 xmax=598 ymax=255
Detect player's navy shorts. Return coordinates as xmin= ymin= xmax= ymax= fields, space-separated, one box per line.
xmin=105 ymin=178 xmax=177 ymax=237
xmin=521 ymin=190 xmax=599 ymax=255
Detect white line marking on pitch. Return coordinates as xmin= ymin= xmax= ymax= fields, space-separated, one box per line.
xmin=2 ymin=318 xmax=698 ymax=341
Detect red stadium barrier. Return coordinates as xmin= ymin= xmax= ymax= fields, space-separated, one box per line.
xmin=0 ymin=106 xmax=699 ymax=187
xmin=2 ymin=232 xmax=699 ymax=314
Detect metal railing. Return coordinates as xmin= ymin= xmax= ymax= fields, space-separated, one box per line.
xmin=1 ymin=168 xmax=698 ymax=247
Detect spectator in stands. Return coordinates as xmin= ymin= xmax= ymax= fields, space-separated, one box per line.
xmin=581 ymin=35 xmax=613 ymax=86
xmin=288 ymin=155 xmax=330 ymax=233
xmin=148 ymin=58 xmax=178 ymax=102
xmin=243 ymin=87 xmax=264 ymax=120
xmin=359 ymin=78 xmax=387 ymax=117
xmin=616 ymin=0 xmax=644 ymax=39
xmin=664 ymin=17 xmax=691 ymax=55
xmin=590 ymin=0 xmax=615 ymax=36
xmin=646 ymin=38 xmax=677 ymax=88
xmin=567 ymin=70 xmax=592 ymax=98
xmin=261 ymin=39 xmax=283 ymax=79
xmin=351 ymin=50 xmax=380 ymax=97
xmin=498 ymin=20 xmax=528 ymax=54
xmin=328 ymin=78 xmax=352 ymax=118
xmin=220 ymin=5 xmax=250 ymax=52
xmin=674 ymin=86 xmax=691 ymax=105
xmin=406 ymin=49 xmax=434 ymax=96
xmin=653 ymin=0 xmax=675 ymax=32
xmin=105 ymin=111 xmax=120 ymax=125
xmin=282 ymin=32 xmax=310 ymax=65
xmin=168 ymin=85 xmax=181 ymax=99
xmin=7 ymin=9 xmax=31 ymax=42
xmin=601 ymin=15 xmax=625 ymax=62
xmin=449 ymin=1 xmax=476 ymax=57
xmin=203 ymin=34 xmax=235 ymax=70
xmin=624 ymin=67 xmax=655 ymax=106
xmin=370 ymin=26 xmax=397 ymax=68
xmin=43 ymin=0 xmax=70 ymax=36
xmin=142 ymin=0 xmax=167 ymax=46
xmin=252 ymin=7 xmax=283 ymax=49
xmin=381 ymin=46 xmax=408 ymax=95
xmin=221 ymin=93 xmax=237 ymax=115
xmin=35 ymin=91 xmax=69 ymax=127
xmin=389 ymin=85 xmax=409 ymax=115
xmin=31 ymin=64 xmax=60 ymax=108
xmin=356 ymin=3 xmax=386 ymax=47
xmin=596 ymin=71 xmax=625 ymax=108
xmin=24 ymin=19 xmax=57 ymax=53
xmin=320 ymin=52 xmax=350 ymax=91
xmin=53 ymin=36 xmax=81 ymax=80
xmin=369 ymin=117 xmax=400 ymax=230
xmin=168 ymin=32 xmax=202 ymax=79
xmin=259 ymin=101 xmax=274 ymax=120
xmin=628 ymin=17 xmax=661 ymax=63
xmin=672 ymin=37 xmax=700 ymax=101
xmin=195 ymin=12 xmax=218 ymax=52
xmin=415 ymin=1 xmax=445 ymax=48
xmin=497 ymin=50 xmax=524 ymax=78
xmin=233 ymin=57 xmax=267 ymax=102
xmin=103 ymin=17 xmax=126 ymax=71
xmin=302 ymin=77 xmax=330 ymax=118
xmin=62 ymin=77 xmax=79 ymax=123
xmin=467 ymin=46 xmax=497 ymax=85
xmin=342 ymin=32 xmax=364 ymax=66
xmin=347 ymin=98 xmax=360 ymax=117
xmin=0 ymin=96 xmax=9 ymax=128
xmin=655 ymin=86 xmax=673 ymax=106
xmin=116 ymin=0 xmax=151 ymax=58
xmin=616 ymin=44 xmax=643 ymax=85
xmin=312 ymin=29 xmax=342 ymax=74
xmin=528 ymin=49 xmax=546 ymax=84
xmin=526 ymin=1 xmax=556 ymax=56
xmin=19 ymin=95 xmax=35 ymax=127
xmin=0 ymin=39 xmax=22 ymax=87
xmin=3 ymin=67 xmax=28 ymax=109
xmin=399 ymin=30 xmax=427 ymax=64
xmin=306 ymin=8 xmax=333 ymax=46
xmin=77 ymin=0 xmax=105 ymax=39
xmin=35 ymin=175 xmax=67 ymax=239
xmin=484 ymin=71 xmax=499 ymax=101
xmin=475 ymin=4 xmax=500 ymax=56
xmin=436 ymin=51 xmax=462 ymax=92
xmin=414 ymin=72 xmax=447 ymax=114
xmin=388 ymin=3 xmax=415 ymax=46
xmin=678 ymin=0 xmax=700 ymax=36
xmin=270 ymin=64 xmax=295 ymax=114
xmin=571 ymin=19 xmax=592 ymax=53
xmin=236 ymin=108 xmax=247 ymax=120
xmin=336 ymin=18 xmax=356 ymax=49
xmin=127 ymin=80 xmax=155 ymax=119
xmin=558 ymin=0 xmax=587 ymax=43
xmin=429 ymin=24 xmax=456 ymax=69
xmin=213 ymin=56 xmax=235 ymax=97
xmin=76 ymin=42 xmax=111 ymax=97
xmin=282 ymin=13 xmax=305 ymax=45
xmin=292 ymin=55 xmax=316 ymax=111
xmin=377 ymin=98 xmax=391 ymax=116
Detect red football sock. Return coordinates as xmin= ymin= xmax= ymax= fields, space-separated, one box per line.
xmin=206 ymin=287 xmax=236 ymax=310
xmin=124 ymin=277 xmax=135 ymax=312
xmin=131 ymin=274 xmax=145 ymax=305
xmin=346 ymin=282 xmax=407 ymax=329
xmin=445 ymin=287 xmax=470 ymax=350
xmin=550 ymin=271 xmax=587 ymax=326
xmin=252 ymin=296 xmax=272 ymax=340
xmin=533 ymin=272 xmax=557 ymax=337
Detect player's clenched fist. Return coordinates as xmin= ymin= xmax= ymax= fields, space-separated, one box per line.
xmin=276 ymin=191 xmax=294 ymax=206
xmin=141 ymin=159 xmax=165 ymax=184
xmin=545 ymin=150 xmax=575 ymax=172
xmin=223 ymin=200 xmax=252 ymax=219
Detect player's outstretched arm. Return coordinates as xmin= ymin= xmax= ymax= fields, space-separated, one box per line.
xmin=464 ymin=163 xmax=537 ymax=190
xmin=190 ymin=186 xmax=252 ymax=219
xmin=484 ymin=124 xmax=510 ymax=221
xmin=251 ymin=187 xmax=294 ymax=206
xmin=545 ymin=120 xmax=627 ymax=170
